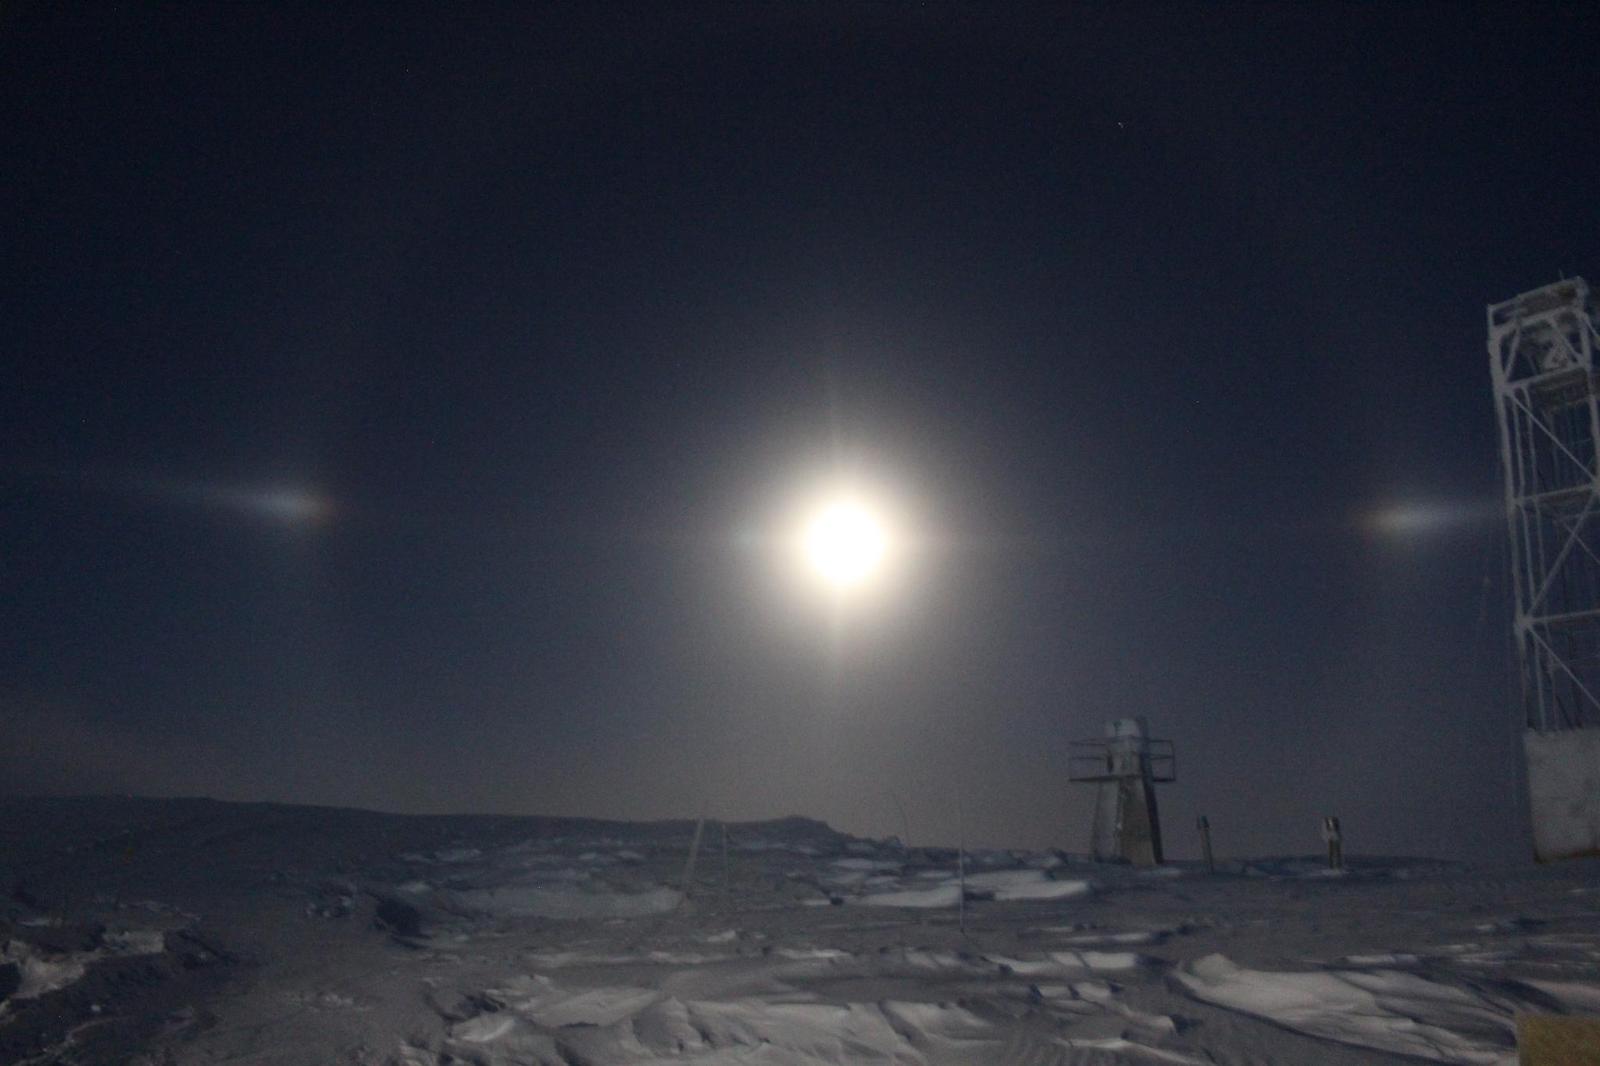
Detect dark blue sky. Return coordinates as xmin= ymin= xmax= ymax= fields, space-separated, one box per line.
xmin=3 ymin=3 xmax=1596 ymax=859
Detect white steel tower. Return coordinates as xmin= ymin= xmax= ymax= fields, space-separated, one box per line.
xmin=1489 ymin=277 xmax=1600 ymax=860
xmin=1068 ymin=717 xmax=1174 ymax=866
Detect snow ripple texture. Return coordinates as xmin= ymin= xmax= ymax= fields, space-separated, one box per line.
xmin=6 ymin=798 xmax=1600 ymax=1066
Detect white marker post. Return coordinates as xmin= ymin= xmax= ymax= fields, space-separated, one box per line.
xmin=956 ymin=788 xmax=967 ymax=936
xmin=1321 ymin=815 xmax=1343 ymax=870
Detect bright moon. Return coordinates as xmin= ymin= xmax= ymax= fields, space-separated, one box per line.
xmin=802 ymin=498 xmax=889 ymax=589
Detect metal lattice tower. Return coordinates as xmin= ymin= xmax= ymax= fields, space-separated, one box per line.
xmin=1489 ymin=277 xmax=1600 ymax=732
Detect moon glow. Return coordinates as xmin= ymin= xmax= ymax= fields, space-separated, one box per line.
xmin=801 ymin=498 xmax=889 ymax=590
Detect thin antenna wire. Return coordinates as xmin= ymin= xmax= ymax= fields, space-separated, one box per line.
xmin=892 ymin=793 xmax=911 ymax=850
xmin=1491 ymin=460 xmax=1527 ymax=850
xmin=956 ymin=786 xmax=967 ymax=936
xmin=680 ymin=813 xmax=707 ymax=902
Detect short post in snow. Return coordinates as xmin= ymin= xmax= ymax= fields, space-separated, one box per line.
xmin=1321 ymin=815 xmax=1343 ymax=870
xmin=1197 ymin=815 xmax=1214 ymax=873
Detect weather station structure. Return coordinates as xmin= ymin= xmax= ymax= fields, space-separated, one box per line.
xmin=1068 ymin=717 xmax=1175 ymax=866
xmin=1489 ymin=276 xmax=1600 ymax=860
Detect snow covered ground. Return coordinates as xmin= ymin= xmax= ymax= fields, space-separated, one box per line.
xmin=2 ymin=797 xmax=1598 ymax=1064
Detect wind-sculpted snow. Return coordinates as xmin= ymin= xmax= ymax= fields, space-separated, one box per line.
xmin=989 ymin=877 xmax=1093 ymax=902
xmin=1054 ymin=1036 xmax=1211 ymax=1063
xmin=490 ymin=974 xmax=662 ymax=1027
xmin=853 ymin=883 xmax=963 ymax=908
xmin=6 ymin=797 xmax=1600 ymax=1066
xmin=843 ymin=869 xmax=1093 ymax=908
xmin=444 ymin=884 xmax=684 ymax=920
xmin=1 ymin=940 xmax=89 ymax=1001
xmin=993 ymin=949 xmax=1158 ymax=973
xmin=1174 ymin=953 xmax=1524 ymax=1064
xmin=2 ymin=927 xmax=167 ymax=1000
xmin=410 ymin=971 xmax=1004 ymax=1065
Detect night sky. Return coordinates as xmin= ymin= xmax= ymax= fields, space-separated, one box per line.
xmin=4 ymin=3 xmax=1598 ymax=861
